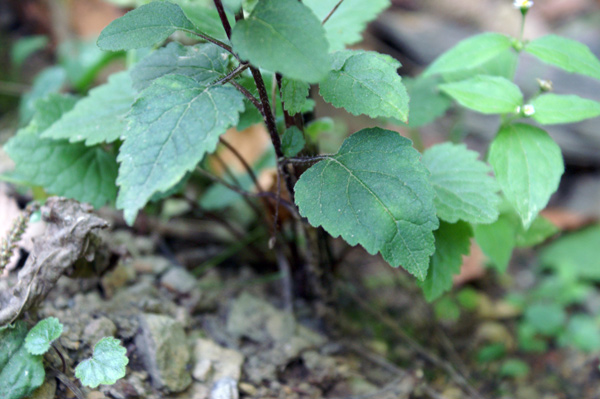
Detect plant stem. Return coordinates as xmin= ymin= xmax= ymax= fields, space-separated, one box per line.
xmin=282 ymin=155 xmax=330 ymax=164
xmin=213 ymin=0 xmax=233 ymax=40
xmin=249 ymin=66 xmax=297 ymax=203
xmin=322 ymin=0 xmax=345 ymax=25
xmin=183 ymin=29 xmax=234 ymax=54
xmin=230 ymin=81 xmax=263 ymax=114
xmin=219 ymin=137 xmax=265 ymax=193
xmin=214 ymin=63 xmax=249 ymax=85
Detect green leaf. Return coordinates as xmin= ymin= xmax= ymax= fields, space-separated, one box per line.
xmin=304 ymin=0 xmax=390 ymax=51
xmin=515 ymin=214 xmax=558 ymax=248
xmin=524 ymin=302 xmax=566 ymax=336
xmin=97 ymin=1 xmax=195 ymax=51
xmin=130 ymin=42 xmax=230 ymax=91
xmin=439 ymin=75 xmax=523 ymax=114
xmin=25 ymin=317 xmax=63 ymax=356
xmin=419 ymin=221 xmax=472 ymax=302
xmin=19 ymin=66 xmax=66 ymax=125
xmin=177 ymin=1 xmax=233 ymax=42
xmin=423 ymin=33 xmax=513 ymax=77
xmin=441 ymin=48 xmax=519 ymax=83
xmin=281 ymin=78 xmax=310 ymax=116
xmin=0 ymin=322 xmax=45 ymax=399
xmin=422 ymin=142 xmax=500 ymax=224
xmin=11 ymin=35 xmax=48 ymax=67
xmin=294 ymin=127 xmax=439 ymax=280
xmin=540 ymin=225 xmax=600 ymax=281
xmin=499 ymin=359 xmax=530 ymax=378
xmin=530 ymin=94 xmax=600 ymax=125
xmin=42 ymin=71 xmax=134 ymax=145
xmin=402 ymin=76 xmax=452 ymax=128
xmin=525 ymin=35 xmax=600 ymax=80
xmin=117 ymin=74 xmax=245 ymax=224
xmin=320 ymin=50 xmax=409 ymax=122
xmin=75 ymin=337 xmax=128 ymax=388
xmin=282 ymin=127 xmax=305 ymax=157
xmin=231 ymin=0 xmax=329 ymax=83
xmin=560 ymin=315 xmax=600 ymax=352
xmin=473 ymin=214 xmax=516 ymax=272
xmin=488 ymin=123 xmax=564 ymax=228
xmin=5 ymin=95 xmax=119 ymax=208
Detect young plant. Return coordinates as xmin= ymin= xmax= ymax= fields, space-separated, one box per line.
xmin=0 ymin=318 xmax=127 ymax=399
xmin=3 ymin=0 xmax=600 ymax=302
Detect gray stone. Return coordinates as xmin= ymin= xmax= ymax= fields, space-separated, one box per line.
xmin=135 ymin=313 xmax=192 ymax=393
xmin=132 ymin=255 xmax=171 ymax=275
xmin=192 ymin=338 xmax=244 ymax=382
xmin=160 ymin=267 xmax=198 ymax=295
xmin=83 ymin=317 xmax=117 ymax=347
xmin=210 ymin=377 xmax=238 ymax=399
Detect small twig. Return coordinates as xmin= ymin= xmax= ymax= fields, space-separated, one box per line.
xmin=213 ymin=0 xmax=233 ymax=40
xmin=51 ymin=343 xmax=66 ymax=373
xmin=183 ymin=29 xmax=234 ymax=54
xmin=231 ymin=80 xmax=263 ymax=115
xmin=219 ymin=137 xmax=264 ymax=193
xmin=281 ymin=155 xmax=330 ymax=164
xmin=196 ymin=168 xmax=298 ymax=215
xmin=214 ymin=63 xmax=249 ymax=86
xmin=322 ymin=0 xmax=345 ymax=25
xmin=47 ymin=366 xmax=86 ymax=399
xmin=275 ymin=248 xmax=293 ymax=312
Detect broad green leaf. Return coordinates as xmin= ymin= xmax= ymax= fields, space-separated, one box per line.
xmin=419 ymin=221 xmax=472 ymax=302
xmin=281 ymin=78 xmax=310 ymax=116
xmin=42 ymin=71 xmax=134 ymax=145
xmin=423 ymin=33 xmax=512 ymax=77
xmin=560 ymin=315 xmax=600 ymax=352
xmin=177 ymin=1 xmax=233 ymax=42
xmin=5 ymin=95 xmax=119 ymax=208
xmin=19 ymin=66 xmax=66 ymax=125
xmin=515 ymin=214 xmax=558 ymax=248
xmin=304 ymin=0 xmax=390 ymax=51
xmin=423 ymin=142 xmax=500 ymax=224
xmin=0 ymin=322 xmax=45 ymax=399
xmin=25 ymin=317 xmax=63 ymax=356
xmin=294 ymin=127 xmax=439 ymax=280
xmin=499 ymin=359 xmax=530 ymax=378
xmin=75 ymin=337 xmax=128 ymax=388
xmin=439 ymin=75 xmax=523 ymax=114
xmin=530 ymin=94 xmax=600 ymax=125
xmin=441 ymin=48 xmax=519 ymax=83
xmin=524 ymin=303 xmax=566 ymax=336
xmin=117 ymin=74 xmax=245 ymax=224
xmin=320 ymin=50 xmax=409 ymax=122
xmin=473 ymin=214 xmax=516 ymax=272
xmin=97 ymin=1 xmax=195 ymax=51
xmin=402 ymin=76 xmax=451 ymax=128
xmin=0 ymin=322 xmax=28 ymax=369
xmin=305 ymin=117 xmax=335 ymax=140
xmin=488 ymin=123 xmax=564 ymax=228
xmin=231 ymin=0 xmax=329 ymax=82
xmin=130 ymin=42 xmax=230 ymax=91
xmin=525 ymin=35 xmax=600 ymax=80
xmin=540 ymin=225 xmax=600 ymax=281
xmin=281 ymin=127 xmax=305 ymax=157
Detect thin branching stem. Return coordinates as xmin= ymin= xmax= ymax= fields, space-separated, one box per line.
xmin=213 ymin=0 xmax=233 ymax=40
xmin=230 ymin=81 xmax=263 ymax=115
xmin=214 ymin=63 xmax=249 ymax=85
xmin=219 ymin=137 xmax=265 ymax=193
xmin=183 ymin=29 xmax=234 ymax=53
xmin=322 ymin=0 xmax=345 ymax=25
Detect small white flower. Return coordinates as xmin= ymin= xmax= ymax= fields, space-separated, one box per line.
xmin=523 ymin=104 xmax=535 ymax=116
xmin=513 ymin=0 xmax=533 ymax=9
